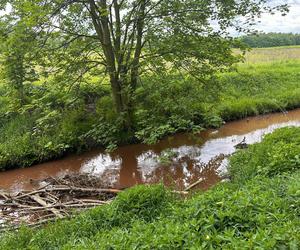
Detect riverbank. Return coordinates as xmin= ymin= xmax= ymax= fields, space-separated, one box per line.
xmin=1 ymin=59 xmax=300 ymax=171
xmin=1 ymin=127 xmax=299 ymax=249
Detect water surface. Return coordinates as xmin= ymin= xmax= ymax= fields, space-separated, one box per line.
xmin=1 ymin=109 xmax=300 ymax=191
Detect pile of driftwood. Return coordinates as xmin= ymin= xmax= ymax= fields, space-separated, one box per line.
xmin=0 ymin=174 xmax=121 ymax=232
xmin=0 ymin=154 xmax=230 ymax=232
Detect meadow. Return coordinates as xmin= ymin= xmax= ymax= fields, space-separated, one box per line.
xmin=238 ymin=45 xmax=300 ymax=64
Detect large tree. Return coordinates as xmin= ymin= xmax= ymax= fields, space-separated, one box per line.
xmin=0 ymin=0 xmax=288 ymax=124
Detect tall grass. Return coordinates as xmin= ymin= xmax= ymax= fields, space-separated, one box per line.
xmin=236 ymin=46 xmax=300 ymax=64
xmin=217 ymin=60 xmax=300 ymax=120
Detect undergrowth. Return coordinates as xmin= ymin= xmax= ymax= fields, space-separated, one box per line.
xmin=229 ymin=127 xmax=300 ymax=183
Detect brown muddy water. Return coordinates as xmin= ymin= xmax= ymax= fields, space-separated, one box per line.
xmin=2 ymin=109 xmax=300 ymax=192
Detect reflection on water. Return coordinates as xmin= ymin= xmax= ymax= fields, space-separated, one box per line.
xmin=81 ymin=154 xmax=122 ymax=186
xmin=198 ymin=120 xmax=300 ymax=163
xmin=2 ymin=109 xmax=300 ymax=191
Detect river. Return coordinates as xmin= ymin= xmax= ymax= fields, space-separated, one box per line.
xmin=1 ymin=109 xmax=300 ymax=192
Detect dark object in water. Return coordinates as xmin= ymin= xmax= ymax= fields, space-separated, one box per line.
xmin=234 ymin=137 xmax=248 ymax=149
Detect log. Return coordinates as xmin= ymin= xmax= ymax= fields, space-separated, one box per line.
xmin=73 ymin=198 xmax=111 ymax=204
xmin=17 ymin=201 xmax=110 ymax=212
xmin=45 ymin=186 xmax=122 ymax=193
xmin=16 ymin=187 xmax=121 ymax=199
xmin=0 ymin=191 xmax=9 ymax=200
xmin=171 ymin=190 xmax=189 ymax=195
xmin=31 ymin=195 xmax=64 ymax=219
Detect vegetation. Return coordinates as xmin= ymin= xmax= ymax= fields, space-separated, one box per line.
xmin=1 ymin=127 xmax=299 ymax=249
xmin=1 ymin=57 xmax=300 ymax=170
xmin=229 ymin=127 xmax=300 ymax=182
xmin=0 ymin=0 xmax=290 ymax=170
xmin=240 ymin=46 xmax=300 ymax=64
xmin=240 ymin=33 xmax=300 ymax=48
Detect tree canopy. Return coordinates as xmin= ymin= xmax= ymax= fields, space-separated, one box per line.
xmin=0 ymin=0 xmax=288 ymax=126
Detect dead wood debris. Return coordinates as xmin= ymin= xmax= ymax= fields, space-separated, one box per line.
xmin=0 ymin=155 xmax=230 ymax=232
xmin=0 ymin=174 xmax=121 ymax=232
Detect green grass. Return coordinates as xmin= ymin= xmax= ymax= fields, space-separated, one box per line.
xmin=217 ymin=61 xmax=300 ymax=120
xmin=1 ymin=127 xmax=300 ymax=249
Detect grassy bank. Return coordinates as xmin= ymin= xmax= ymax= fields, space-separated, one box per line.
xmin=1 ymin=127 xmax=299 ymax=249
xmin=1 ymin=58 xmax=300 ymax=170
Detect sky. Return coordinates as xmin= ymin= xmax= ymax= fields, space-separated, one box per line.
xmin=0 ymin=1 xmax=299 ymax=34
xmin=255 ymin=0 xmax=300 ymax=33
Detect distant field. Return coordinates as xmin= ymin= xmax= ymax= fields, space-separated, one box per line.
xmin=237 ymin=45 xmax=300 ymax=64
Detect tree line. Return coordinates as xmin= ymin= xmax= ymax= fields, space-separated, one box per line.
xmin=240 ymin=33 xmax=300 ymax=48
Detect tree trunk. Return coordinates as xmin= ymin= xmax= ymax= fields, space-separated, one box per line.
xmin=110 ymin=74 xmax=133 ymax=131
xmin=110 ymin=75 xmax=124 ymax=114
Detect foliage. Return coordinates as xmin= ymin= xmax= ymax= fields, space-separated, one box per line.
xmin=81 ymin=117 xmax=123 ymax=151
xmin=0 ymin=82 xmax=101 ymax=169
xmin=0 ymin=0 xmax=287 ymax=116
xmin=0 ymin=15 xmax=41 ymax=108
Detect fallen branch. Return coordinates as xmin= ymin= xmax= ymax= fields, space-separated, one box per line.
xmin=0 ymin=174 xmax=120 ymax=231
xmin=31 ymin=195 xmax=64 ymax=219
xmin=0 ymin=191 xmax=9 ymax=200
xmin=185 ymin=178 xmax=204 ymax=192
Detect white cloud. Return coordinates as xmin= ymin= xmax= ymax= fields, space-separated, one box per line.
xmin=255 ymin=0 xmax=300 ymax=33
